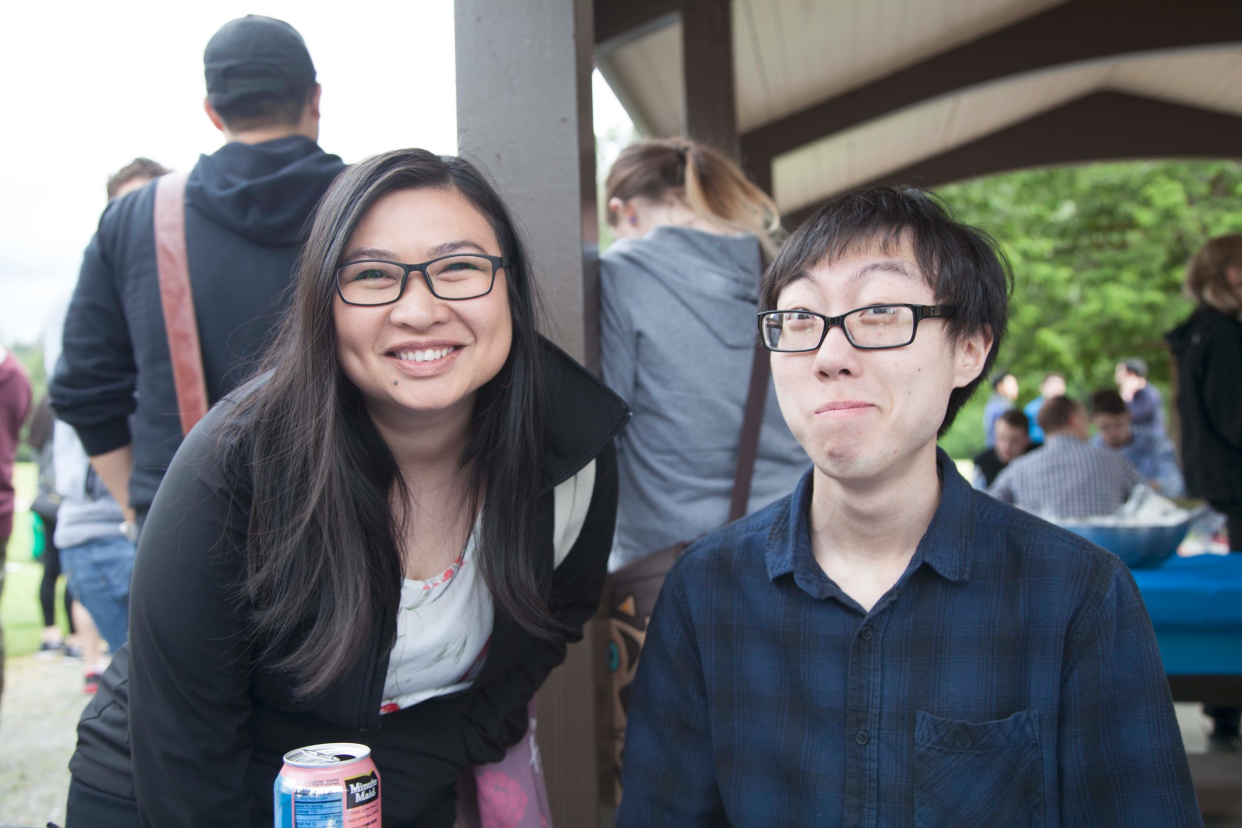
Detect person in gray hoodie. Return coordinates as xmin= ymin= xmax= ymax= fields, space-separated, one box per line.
xmin=47 ymin=294 xmax=135 ymax=660
xmin=601 ymin=139 xmax=809 ymax=569
xmin=44 ymin=163 xmax=166 ymax=667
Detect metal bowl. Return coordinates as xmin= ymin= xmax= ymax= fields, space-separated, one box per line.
xmin=1056 ymin=522 xmax=1192 ymax=569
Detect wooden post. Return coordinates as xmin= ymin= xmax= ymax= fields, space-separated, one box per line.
xmin=681 ymin=0 xmax=739 ymax=160
xmin=455 ymin=0 xmax=604 ymax=825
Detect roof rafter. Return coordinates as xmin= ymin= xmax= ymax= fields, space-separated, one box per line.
xmin=595 ymin=0 xmax=679 ymax=47
xmin=783 ymin=91 xmax=1242 ymax=228
xmin=742 ymin=0 xmax=1242 ymax=189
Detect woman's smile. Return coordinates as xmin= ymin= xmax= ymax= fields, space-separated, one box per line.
xmin=387 ymin=343 xmax=464 ymax=377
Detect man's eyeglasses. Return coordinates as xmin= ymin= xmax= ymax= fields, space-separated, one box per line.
xmin=758 ymin=304 xmax=955 ymax=352
xmin=335 ymin=254 xmax=506 ymax=305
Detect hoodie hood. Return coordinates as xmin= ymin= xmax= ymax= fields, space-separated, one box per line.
xmin=602 ymin=226 xmax=762 ymax=348
xmin=186 ymin=135 xmax=345 ymax=246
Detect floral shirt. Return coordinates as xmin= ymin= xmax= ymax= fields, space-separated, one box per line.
xmin=380 ymin=530 xmax=493 ymax=713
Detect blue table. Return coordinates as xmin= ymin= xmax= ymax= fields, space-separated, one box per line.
xmin=1132 ymin=553 xmax=1242 ymax=704
xmin=1133 ymin=554 xmax=1242 ymax=818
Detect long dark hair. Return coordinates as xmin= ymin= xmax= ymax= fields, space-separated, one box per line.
xmin=222 ymin=149 xmax=548 ymax=698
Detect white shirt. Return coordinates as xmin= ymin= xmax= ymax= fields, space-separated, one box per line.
xmin=378 ymin=459 xmax=597 ymax=714
xmin=380 ymin=529 xmax=493 ymax=714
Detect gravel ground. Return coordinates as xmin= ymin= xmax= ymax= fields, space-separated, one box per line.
xmin=0 ymin=654 xmax=92 ymax=828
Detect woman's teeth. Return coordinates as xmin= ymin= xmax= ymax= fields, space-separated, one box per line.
xmin=396 ymin=347 xmax=454 ymax=362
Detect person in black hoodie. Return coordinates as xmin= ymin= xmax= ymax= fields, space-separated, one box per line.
xmin=1167 ymin=233 xmax=1242 ymax=749
xmin=49 ymin=15 xmax=345 ymax=535
xmin=1166 ymin=234 xmax=1242 ymax=552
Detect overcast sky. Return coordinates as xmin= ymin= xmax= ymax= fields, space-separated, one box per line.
xmin=0 ymin=0 xmax=632 ymax=344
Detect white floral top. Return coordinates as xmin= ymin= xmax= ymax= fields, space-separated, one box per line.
xmin=379 ymin=530 xmax=493 ymax=714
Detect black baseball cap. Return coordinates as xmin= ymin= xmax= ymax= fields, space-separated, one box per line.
xmin=204 ymin=15 xmax=316 ymax=108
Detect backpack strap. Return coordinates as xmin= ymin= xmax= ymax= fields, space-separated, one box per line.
xmin=153 ymin=171 xmax=209 ymax=436
xmin=552 ymin=459 xmax=597 ymax=568
xmin=728 ymin=341 xmax=771 ymax=522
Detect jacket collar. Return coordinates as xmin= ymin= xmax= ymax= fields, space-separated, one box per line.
xmin=537 ymin=336 xmax=631 ymax=492
xmin=766 ymin=447 xmax=973 ymax=601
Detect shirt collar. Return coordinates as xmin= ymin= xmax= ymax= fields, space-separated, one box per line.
xmin=766 ymin=447 xmax=974 ymax=598
xmin=1041 ymin=434 xmax=1081 ymax=450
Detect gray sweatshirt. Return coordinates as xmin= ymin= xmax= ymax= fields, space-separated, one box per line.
xmin=45 ymin=298 xmax=126 ymax=550
xmin=599 ymin=226 xmax=810 ymax=569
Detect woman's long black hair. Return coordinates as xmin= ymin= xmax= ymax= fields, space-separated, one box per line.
xmin=221 ymin=149 xmax=548 ymax=698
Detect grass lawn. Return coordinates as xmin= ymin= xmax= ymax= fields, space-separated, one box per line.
xmin=3 ymin=560 xmax=69 ymax=659
xmin=4 ymin=461 xmax=67 ymax=659
xmin=6 ymin=462 xmax=36 ymax=562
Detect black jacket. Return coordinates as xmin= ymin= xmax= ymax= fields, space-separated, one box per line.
xmin=971 ymin=441 xmax=1041 ymax=488
xmin=69 ymin=342 xmax=629 ymax=828
xmin=1165 ymin=306 xmax=1242 ymax=503
xmin=49 ymin=136 xmax=345 ymax=510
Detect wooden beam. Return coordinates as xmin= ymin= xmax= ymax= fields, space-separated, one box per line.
xmin=1168 ymin=674 xmax=1242 ymax=707
xmin=595 ymin=0 xmax=678 ymax=47
xmin=741 ymin=0 xmax=1242 ymax=188
xmin=456 ymin=2 xmax=605 ymax=825
xmin=682 ymin=0 xmax=738 ymax=159
xmin=783 ymin=92 xmax=1242 ymax=229
xmin=1188 ymin=753 xmax=1242 ymax=818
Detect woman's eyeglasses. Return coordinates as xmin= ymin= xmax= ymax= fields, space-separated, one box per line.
xmin=335 ymin=254 xmax=506 ymax=305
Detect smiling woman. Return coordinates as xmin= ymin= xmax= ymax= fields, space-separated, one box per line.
xmin=333 ymin=187 xmax=514 ymax=423
xmin=64 ymin=149 xmax=629 ymax=827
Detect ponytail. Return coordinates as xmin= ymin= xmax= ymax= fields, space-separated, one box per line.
xmin=605 ymin=138 xmax=783 ymax=257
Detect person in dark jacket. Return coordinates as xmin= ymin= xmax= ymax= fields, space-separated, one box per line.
xmin=1167 ymin=234 xmax=1242 ymax=551
xmin=1167 ymin=233 xmax=1242 ymax=749
xmin=970 ymin=407 xmax=1039 ymax=489
xmin=1115 ymin=357 xmax=1166 ymax=437
xmin=49 ymin=15 xmax=345 ymax=536
xmin=65 ymin=149 xmax=628 ymax=828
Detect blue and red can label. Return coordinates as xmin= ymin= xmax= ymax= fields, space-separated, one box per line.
xmin=274 ymin=743 xmax=380 ymax=827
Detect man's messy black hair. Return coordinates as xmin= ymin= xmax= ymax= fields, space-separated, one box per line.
xmin=760 ymin=186 xmax=1013 ymax=436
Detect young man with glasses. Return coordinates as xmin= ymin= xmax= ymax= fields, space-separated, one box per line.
xmin=618 ymin=188 xmax=1199 ymax=826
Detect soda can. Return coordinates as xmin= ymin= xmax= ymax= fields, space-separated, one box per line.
xmin=274 ymin=742 xmax=381 ymax=827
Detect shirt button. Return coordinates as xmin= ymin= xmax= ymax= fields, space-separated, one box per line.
xmin=859 ymin=626 xmax=873 ymax=640
xmin=855 ymin=730 xmax=869 ymax=746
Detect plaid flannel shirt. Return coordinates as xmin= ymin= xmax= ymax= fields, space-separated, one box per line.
xmin=1091 ymin=430 xmax=1186 ymax=498
xmin=989 ymin=434 xmax=1145 ymax=518
xmin=617 ymin=450 xmax=1199 ymax=827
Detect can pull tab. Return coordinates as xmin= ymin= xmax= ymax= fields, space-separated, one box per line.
xmin=301 ymin=748 xmax=345 ymax=764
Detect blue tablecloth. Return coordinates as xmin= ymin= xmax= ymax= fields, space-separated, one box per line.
xmin=1131 ymin=554 xmax=1242 ymax=676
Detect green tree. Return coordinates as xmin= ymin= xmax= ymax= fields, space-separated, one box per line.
xmin=6 ymin=340 xmax=45 ymax=461
xmin=937 ymin=160 xmax=1242 ymax=459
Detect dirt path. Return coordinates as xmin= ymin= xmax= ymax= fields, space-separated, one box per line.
xmin=0 ymin=654 xmax=92 ymax=827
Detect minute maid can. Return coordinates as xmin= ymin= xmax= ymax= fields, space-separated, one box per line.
xmin=274 ymin=743 xmax=381 ymax=827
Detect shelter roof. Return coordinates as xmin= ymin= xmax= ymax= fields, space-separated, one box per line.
xmin=597 ymin=0 xmax=1242 ymax=220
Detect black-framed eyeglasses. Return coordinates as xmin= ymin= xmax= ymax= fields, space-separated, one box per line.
xmin=335 ymin=254 xmax=507 ymax=305
xmin=758 ymin=304 xmax=955 ymax=352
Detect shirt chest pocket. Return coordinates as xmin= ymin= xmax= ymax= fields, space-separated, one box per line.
xmin=914 ymin=709 xmax=1044 ymax=828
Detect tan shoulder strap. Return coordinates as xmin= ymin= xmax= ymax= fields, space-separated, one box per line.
xmin=154 ymin=171 xmax=209 ymax=436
